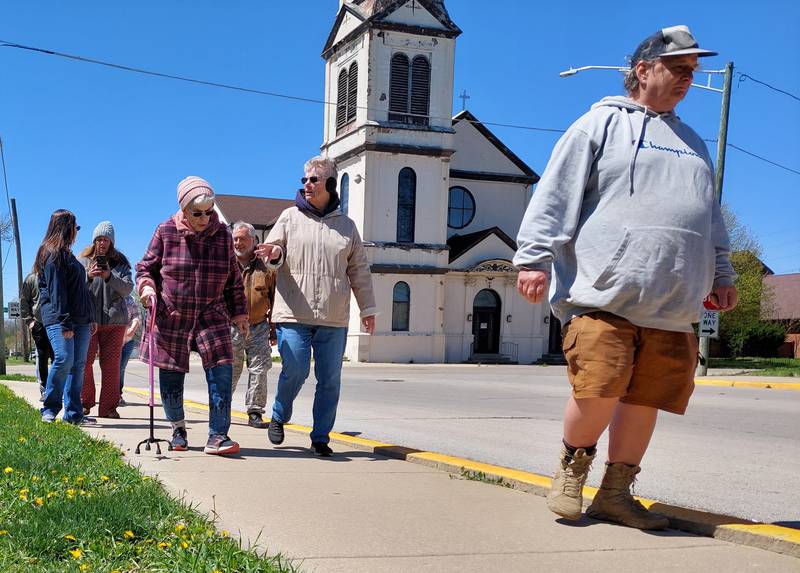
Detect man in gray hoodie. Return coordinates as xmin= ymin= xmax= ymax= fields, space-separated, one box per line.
xmin=514 ymin=26 xmax=737 ymax=530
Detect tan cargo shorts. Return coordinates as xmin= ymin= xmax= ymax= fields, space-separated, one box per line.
xmin=561 ymin=312 xmax=698 ymax=414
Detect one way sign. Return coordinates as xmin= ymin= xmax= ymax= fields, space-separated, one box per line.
xmin=699 ymin=310 xmax=720 ymax=339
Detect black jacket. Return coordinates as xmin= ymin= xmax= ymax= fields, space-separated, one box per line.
xmin=38 ymin=251 xmax=95 ymax=330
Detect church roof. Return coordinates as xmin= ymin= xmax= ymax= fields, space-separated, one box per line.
xmin=452 ymin=110 xmax=539 ymax=182
xmin=323 ymin=0 xmax=461 ymax=58
xmin=215 ymin=194 xmax=294 ymax=230
xmin=447 ymin=226 xmax=517 ymax=263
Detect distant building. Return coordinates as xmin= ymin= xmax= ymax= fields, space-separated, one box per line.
xmin=215 ymin=195 xmax=293 ymax=242
xmin=763 ymin=272 xmax=800 ymax=358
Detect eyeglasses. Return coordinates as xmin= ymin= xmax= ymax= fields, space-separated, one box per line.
xmin=190 ymin=209 xmax=214 ymax=218
xmin=301 ymin=176 xmax=319 ymax=184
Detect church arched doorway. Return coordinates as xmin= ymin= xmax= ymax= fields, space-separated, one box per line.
xmin=472 ymin=289 xmax=501 ymax=354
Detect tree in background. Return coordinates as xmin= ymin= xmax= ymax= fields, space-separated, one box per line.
xmin=719 ymin=206 xmax=786 ymax=357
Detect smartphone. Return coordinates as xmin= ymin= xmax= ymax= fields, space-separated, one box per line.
xmin=95 ymin=255 xmax=109 ymax=269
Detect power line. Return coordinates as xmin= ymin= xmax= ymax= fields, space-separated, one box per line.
xmin=1 ymin=39 xmax=798 ymax=175
xmin=737 ymin=73 xmax=800 ymax=103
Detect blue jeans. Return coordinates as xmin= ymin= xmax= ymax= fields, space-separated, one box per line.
xmin=41 ymin=323 xmax=92 ymax=423
xmin=119 ymin=339 xmax=136 ymax=393
xmin=159 ymin=364 xmax=233 ymax=436
xmin=272 ymin=323 xmax=347 ymax=444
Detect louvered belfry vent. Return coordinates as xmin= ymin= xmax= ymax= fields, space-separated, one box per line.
xmin=347 ymin=62 xmax=358 ymax=123
xmin=389 ymin=52 xmax=430 ymax=126
xmin=336 ymin=62 xmax=359 ymax=132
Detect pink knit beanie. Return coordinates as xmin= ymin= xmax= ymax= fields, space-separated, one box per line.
xmin=177 ymin=176 xmax=214 ymax=210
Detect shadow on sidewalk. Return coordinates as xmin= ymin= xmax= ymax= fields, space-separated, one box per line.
xmin=233 ymin=445 xmax=396 ymax=463
xmin=555 ymin=516 xmax=701 ymax=538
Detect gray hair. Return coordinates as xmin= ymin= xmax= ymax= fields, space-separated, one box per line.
xmin=304 ymin=155 xmax=337 ymax=180
xmin=232 ymin=221 xmax=256 ymax=238
xmin=624 ymin=59 xmax=659 ymax=95
xmin=188 ymin=192 xmax=214 ymax=208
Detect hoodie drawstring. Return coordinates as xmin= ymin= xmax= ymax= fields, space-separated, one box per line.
xmin=627 ymin=107 xmax=649 ymax=195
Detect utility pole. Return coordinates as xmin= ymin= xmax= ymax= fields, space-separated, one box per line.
xmin=0 ymin=225 xmax=5 ymax=375
xmin=11 ymin=198 xmax=29 ymax=362
xmin=696 ymin=61 xmax=734 ymax=376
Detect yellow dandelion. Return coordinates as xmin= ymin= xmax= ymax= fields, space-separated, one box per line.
xmin=180 ymin=541 xmax=189 ymax=549
xmin=62 ymin=476 xmax=69 ymax=482
xmin=17 ymin=436 xmax=26 ymax=443
xmin=34 ymin=497 xmax=44 ymax=507
xmin=47 ymin=492 xmax=57 ymax=499
xmin=3 ymin=467 xmax=13 ymax=474
xmin=79 ymin=565 xmax=90 ymax=572
xmin=174 ymin=523 xmax=186 ymax=533
xmin=142 ymin=476 xmax=151 ymax=481
xmin=100 ymin=475 xmax=109 ymax=482
xmin=0 ymin=530 xmax=9 ymax=536
xmin=76 ymin=476 xmax=85 ymax=484
xmin=158 ymin=541 xmax=171 ymax=549
xmin=123 ymin=530 xmax=135 ymax=540
xmin=220 ymin=530 xmax=230 ymax=538
xmin=19 ymin=494 xmax=28 ymax=502
xmin=69 ymin=548 xmax=83 ymax=559
xmin=79 ymin=490 xmax=88 ymax=496
xmin=65 ymin=534 xmax=77 ymax=542
xmin=18 ymin=488 xmax=29 ymax=496
xmin=31 ymin=475 xmax=39 ymax=482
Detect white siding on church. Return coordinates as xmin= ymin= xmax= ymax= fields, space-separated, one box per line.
xmin=368 ymin=30 xmax=454 ymax=131
xmin=447 ymin=179 xmax=530 ymax=241
xmin=450 ymin=120 xmax=526 ymax=174
xmin=345 ymin=272 xmax=446 ymax=363
xmin=364 ymin=152 xmax=449 ymax=247
xmin=383 ymin=1 xmax=448 ymax=29
xmin=444 ymin=274 xmax=547 ymax=363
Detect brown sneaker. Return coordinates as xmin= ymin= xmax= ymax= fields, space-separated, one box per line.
xmin=547 ymin=446 xmax=595 ymax=520
xmin=586 ymin=463 xmax=669 ymax=530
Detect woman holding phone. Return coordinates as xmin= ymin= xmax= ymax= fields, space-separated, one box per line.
xmin=79 ymin=221 xmax=133 ymax=418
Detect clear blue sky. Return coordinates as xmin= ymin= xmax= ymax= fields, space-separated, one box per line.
xmin=1 ymin=0 xmax=798 ymax=305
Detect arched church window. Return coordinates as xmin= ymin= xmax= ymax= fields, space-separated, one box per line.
xmin=340 ymin=173 xmax=349 ymax=215
xmin=392 ymin=281 xmax=411 ymax=332
xmin=389 ymin=53 xmax=430 ymax=126
xmin=448 ymin=186 xmax=476 ymax=229
xmin=336 ymin=62 xmax=358 ymax=131
xmin=397 ymin=167 xmax=416 ymax=243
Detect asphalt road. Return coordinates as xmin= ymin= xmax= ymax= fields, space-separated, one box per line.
xmin=121 ymin=359 xmax=799 ymax=525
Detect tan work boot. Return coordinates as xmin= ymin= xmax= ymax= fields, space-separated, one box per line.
xmin=547 ymin=446 xmax=595 ymax=520
xmin=586 ymin=462 xmax=670 ymax=530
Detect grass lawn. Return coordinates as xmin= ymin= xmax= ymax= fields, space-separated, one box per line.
xmin=0 ymin=383 xmax=297 ymax=572
xmin=708 ymin=356 xmax=800 ymax=377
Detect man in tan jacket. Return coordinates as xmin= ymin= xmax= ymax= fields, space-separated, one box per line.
xmin=256 ymin=155 xmax=377 ymax=456
xmin=232 ymin=221 xmax=277 ymax=428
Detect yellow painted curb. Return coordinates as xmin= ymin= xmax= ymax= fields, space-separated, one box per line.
xmin=695 ymin=378 xmax=800 ymax=391
xmin=720 ymin=524 xmax=800 ymax=544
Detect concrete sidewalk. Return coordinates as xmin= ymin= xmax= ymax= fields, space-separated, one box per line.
xmin=4 ymin=379 xmax=798 ymax=573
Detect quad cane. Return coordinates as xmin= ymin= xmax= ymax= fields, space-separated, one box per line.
xmin=135 ymin=294 xmax=172 ymax=455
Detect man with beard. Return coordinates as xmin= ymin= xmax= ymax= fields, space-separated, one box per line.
xmin=231 ymin=221 xmax=277 ymax=428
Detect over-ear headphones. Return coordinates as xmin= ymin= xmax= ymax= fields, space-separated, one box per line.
xmin=326 ymin=176 xmax=337 ymax=194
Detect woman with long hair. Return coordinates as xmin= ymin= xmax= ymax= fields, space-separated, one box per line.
xmin=78 ymin=221 xmax=133 ymax=419
xmin=35 ymin=209 xmax=96 ymax=424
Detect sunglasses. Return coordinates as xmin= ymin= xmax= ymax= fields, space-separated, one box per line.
xmin=190 ymin=209 xmax=214 ymax=218
xmin=76 ymin=225 xmax=81 ymax=231
xmin=301 ymin=176 xmax=319 ymax=184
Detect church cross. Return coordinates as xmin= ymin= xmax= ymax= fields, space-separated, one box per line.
xmin=459 ymin=89 xmax=471 ymax=111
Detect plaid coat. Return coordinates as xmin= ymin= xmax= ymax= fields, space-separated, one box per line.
xmin=136 ymin=211 xmax=247 ymax=372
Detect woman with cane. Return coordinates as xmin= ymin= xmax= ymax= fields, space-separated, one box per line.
xmin=136 ymin=176 xmax=248 ymax=455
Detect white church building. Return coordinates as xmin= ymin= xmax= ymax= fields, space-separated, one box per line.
xmin=219 ymin=0 xmax=553 ymax=363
